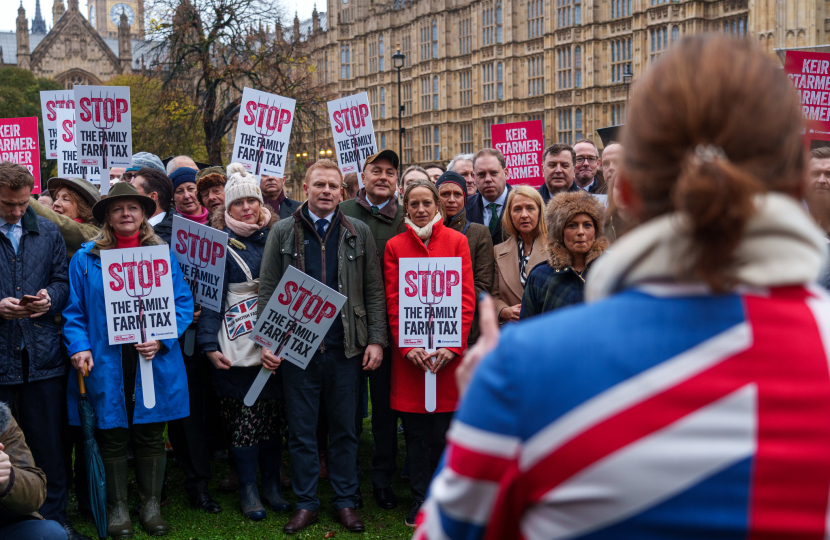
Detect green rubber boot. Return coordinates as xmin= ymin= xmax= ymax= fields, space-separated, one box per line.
xmin=135 ymin=456 xmax=170 ymax=536
xmin=103 ymin=458 xmax=134 ymax=539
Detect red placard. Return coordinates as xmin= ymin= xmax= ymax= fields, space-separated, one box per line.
xmin=785 ymin=50 xmax=830 ymax=144
xmin=491 ymin=120 xmax=544 ymax=188
xmin=0 ymin=117 xmax=41 ymax=194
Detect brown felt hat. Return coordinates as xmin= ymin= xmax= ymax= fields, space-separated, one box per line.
xmin=363 ymin=150 xmax=399 ymax=171
xmin=92 ymin=181 xmax=156 ymax=224
xmin=47 ymin=177 xmax=102 ymax=207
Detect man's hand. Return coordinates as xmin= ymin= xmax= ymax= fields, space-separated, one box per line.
xmin=206 ymin=350 xmax=233 ymax=370
xmin=26 ymin=290 xmax=51 ymax=318
xmin=135 ymin=340 xmax=161 ymax=360
xmin=261 ymin=348 xmax=282 ymax=371
xmin=457 ymin=294 xmax=500 ymax=397
xmin=427 ymin=348 xmax=457 ymax=374
xmin=0 ymin=444 xmax=11 ymax=485
xmin=0 ymin=298 xmax=29 ymax=320
xmin=405 ymin=348 xmax=431 ymax=372
xmin=71 ymin=350 xmax=94 ymax=373
xmin=362 ymin=344 xmax=383 ymax=371
xmin=192 ymin=306 xmax=202 ymax=325
xmin=499 ymin=304 xmax=521 ymax=322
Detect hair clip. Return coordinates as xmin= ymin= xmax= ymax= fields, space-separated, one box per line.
xmin=694 ymin=144 xmax=727 ymax=164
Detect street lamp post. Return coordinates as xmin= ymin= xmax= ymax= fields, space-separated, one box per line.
xmin=623 ymin=65 xmax=633 ymax=102
xmin=392 ymin=46 xmax=406 ymax=170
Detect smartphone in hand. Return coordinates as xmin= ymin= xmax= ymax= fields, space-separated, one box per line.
xmin=17 ymin=295 xmax=41 ymax=307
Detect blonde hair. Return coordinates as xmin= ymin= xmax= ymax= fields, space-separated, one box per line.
xmin=94 ymin=203 xmax=161 ymax=250
xmin=501 ymin=185 xmax=548 ymax=241
xmin=403 ymin=179 xmax=445 ymax=218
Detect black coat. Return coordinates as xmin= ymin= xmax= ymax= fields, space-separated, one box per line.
xmin=465 ymin=183 xmax=513 ymax=246
xmin=196 ymin=216 xmax=281 ymax=400
xmin=0 ymin=207 xmax=69 ymax=385
xmin=151 ymin=207 xmax=179 ymax=245
xmin=537 ymin=181 xmax=579 ymax=204
xmin=278 ymin=197 xmax=300 ymax=220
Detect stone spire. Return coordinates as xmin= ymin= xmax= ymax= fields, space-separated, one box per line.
xmin=16 ymin=3 xmax=30 ymax=70
xmin=118 ymin=10 xmax=132 ymax=73
xmin=67 ymin=0 xmax=78 ymax=13
xmin=32 ymin=0 xmax=47 ymax=34
xmin=312 ymin=4 xmax=320 ymax=34
xmin=275 ymin=17 xmax=283 ymax=42
xmin=293 ymin=11 xmax=300 ymax=43
xmin=52 ymin=0 xmax=65 ymax=24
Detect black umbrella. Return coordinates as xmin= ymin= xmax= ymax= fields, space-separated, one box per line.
xmin=77 ymin=369 xmax=107 ymax=540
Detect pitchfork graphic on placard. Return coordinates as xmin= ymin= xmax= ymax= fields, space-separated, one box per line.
xmin=121 ymin=253 xmax=157 ymax=409
xmin=244 ymin=281 xmax=332 ymax=406
xmin=183 ymin=225 xmax=209 ymax=355
xmin=341 ymin=100 xmax=364 ymax=173
xmin=254 ymin=98 xmax=279 ymax=175
xmin=92 ymin=90 xmax=115 ymax=170
xmin=416 ymin=262 xmax=446 ymax=351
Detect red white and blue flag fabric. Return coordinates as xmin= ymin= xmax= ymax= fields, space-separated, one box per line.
xmin=415 ymin=285 xmax=830 ymax=540
xmin=225 ymin=297 xmax=257 ymax=341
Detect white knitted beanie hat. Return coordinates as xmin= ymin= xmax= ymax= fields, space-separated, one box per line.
xmin=224 ymin=163 xmax=264 ymax=207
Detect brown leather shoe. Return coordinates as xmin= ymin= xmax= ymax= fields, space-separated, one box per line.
xmin=283 ymin=509 xmax=319 ymax=534
xmin=335 ymin=507 xmax=366 ymax=532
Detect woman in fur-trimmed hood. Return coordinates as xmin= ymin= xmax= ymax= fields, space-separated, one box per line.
xmin=519 ymin=190 xmax=608 ymax=319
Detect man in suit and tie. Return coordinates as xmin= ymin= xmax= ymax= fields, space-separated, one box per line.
xmin=465 ymin=148 xmax=512 ymax=246
xmin=538 ymin=143 xmax=580 ymax=204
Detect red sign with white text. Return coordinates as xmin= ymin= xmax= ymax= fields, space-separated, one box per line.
xmin=0 ymin=117 xmax=41 ymax=194
xmin=491 ymin=120 xmax=544 ymax=188
xmin=785 ymin=50 xmax=830 ymax=144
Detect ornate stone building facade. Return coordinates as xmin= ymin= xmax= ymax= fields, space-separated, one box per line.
xmin=302 ymin=0 xmax=829 ymax=165
xmin=1 ymin=0 xmax=145 ymax=87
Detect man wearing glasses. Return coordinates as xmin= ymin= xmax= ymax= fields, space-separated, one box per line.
xmin=573 ymin=139 xmax=607 ymax=194
xmin=121 ymin=152 xmax=168 ymax=182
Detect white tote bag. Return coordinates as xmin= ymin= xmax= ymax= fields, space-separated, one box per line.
xmin=216 ymin=247 xmax=261 ymax=367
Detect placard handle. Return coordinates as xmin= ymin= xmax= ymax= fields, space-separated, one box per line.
xmin=138 ymin=353 xmax=156 ymax=409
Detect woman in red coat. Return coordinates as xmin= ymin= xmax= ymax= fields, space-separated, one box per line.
xmin=384 ymin=179 xmax=474 ymax=527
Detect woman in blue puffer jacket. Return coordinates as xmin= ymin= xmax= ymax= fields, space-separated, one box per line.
xmin=196 ymin=164 xmax=290 ymax=521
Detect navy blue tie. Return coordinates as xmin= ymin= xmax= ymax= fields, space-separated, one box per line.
xmin=316 ymin=218 xmax=328 ymax=238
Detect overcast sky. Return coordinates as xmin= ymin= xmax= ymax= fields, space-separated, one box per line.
xmin=1 ymin=0 xmax=320 ymax=33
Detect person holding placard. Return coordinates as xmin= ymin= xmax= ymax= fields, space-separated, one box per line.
xmin=27 ymin=176 xmax=101 ymax=259
xmin=62 ymin=182 xmax=194 ymax=538
xmin=492 ymin=185 xmax=549 ymax=324
xmin=384 ymin=179 xmax=474 ymax=527
xmin=258 ymin=159 xmax=387 ymax=534
xmin=196 ymin=164 xmax=291 ymax=521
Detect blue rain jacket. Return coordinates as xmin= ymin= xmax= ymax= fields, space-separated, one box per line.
xmin=62 ymin=241 xmax=193 ymax=429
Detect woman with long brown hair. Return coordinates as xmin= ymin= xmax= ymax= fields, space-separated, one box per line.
xmin=417 ymin=35 xmax=830 ymax=538
xmin=62 ymin=182 xmax=193 ymax=538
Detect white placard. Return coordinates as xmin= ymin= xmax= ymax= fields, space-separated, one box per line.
xmin=398 ymin=257 xmax=463 ymax=413
xmin=55 ymin=109 xmax=101 ymax=183
xmin=73 ymin=85 xmax=133 ymax=169
xmin=231 ymin=87 xmax=295 ymax=177
xmin=397 ymin=257 xmax=464 ymax=350
xmin=327 ymin=92 xmax=377 ymax=176
xmin=101 ymin=246 xmax=178 ymax=345
xmin=171 ymin=215 xmax=228 ymax=312
xmin=250 ymin=265 xmax=347 ymax=370
xmin=40 ymin=90 xmax=76 ymax=160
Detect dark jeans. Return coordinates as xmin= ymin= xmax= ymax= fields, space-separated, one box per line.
xmin=167 ymin=347 xmax=212 ymax=498
xmin=282 ymin=348 xmax=361 ymax=511
xmin=0 ymin=352 xmax=67 ymax=524
xmin=366 ymin=347 xmax=397 ymax=489
xmin=401 ymin=412 xmax=453 ymax=501
xmin=0 ymin=520 xmax=68 ymax=540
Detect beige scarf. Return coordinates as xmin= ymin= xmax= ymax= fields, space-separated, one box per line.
xmin=405 ymin=213 xmax=443 ymax=241
xmin=586 ymin=193 xmax=828 ymax=302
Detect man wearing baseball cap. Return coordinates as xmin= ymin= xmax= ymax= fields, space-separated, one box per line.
xmin=339 ymin=149 xmax=404 ymax=512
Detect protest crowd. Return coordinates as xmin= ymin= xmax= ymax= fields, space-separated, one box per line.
xmin=4 ymin=33 xmax=830 ymax=540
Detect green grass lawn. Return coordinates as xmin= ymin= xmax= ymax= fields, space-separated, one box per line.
xmin=67 ymin=416 xmax=415 ymax=539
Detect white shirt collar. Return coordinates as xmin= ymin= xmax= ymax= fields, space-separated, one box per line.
xmin=485 ymin=186 xmax=509 ymax=208
xmin=577 ymin=178 xmax=596 ymax=191
xmin=148 ymin=211 xmax=166 ymax=227
xmin=308 ymin=208 xmax=336 ymax=224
